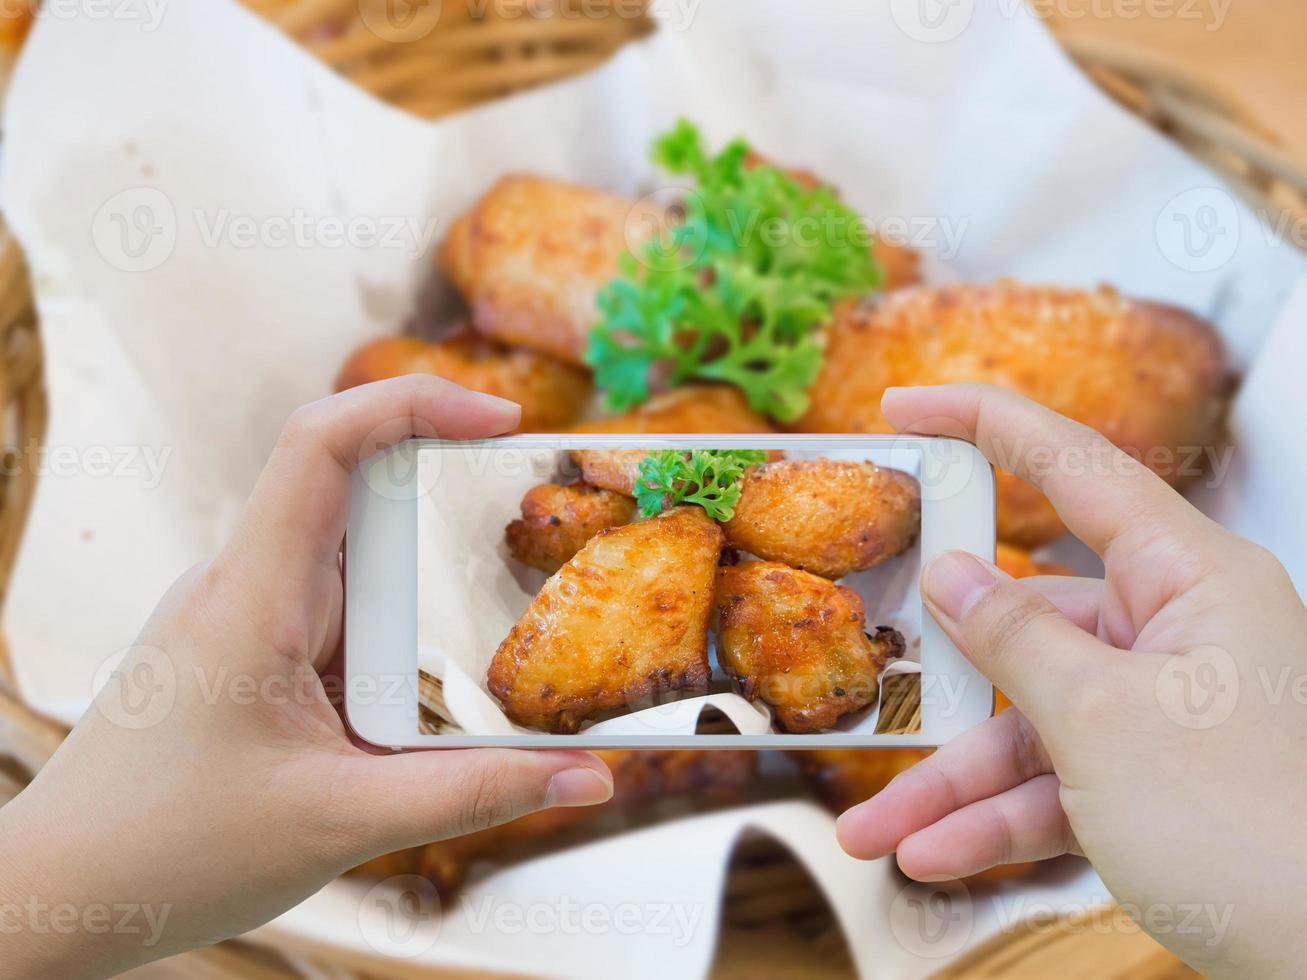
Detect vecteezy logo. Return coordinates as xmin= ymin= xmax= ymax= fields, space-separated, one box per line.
xmin=1155 ymin=645 xmax=1239 ymax=730
xmin=889 ymin=0 xmax=974 ymax=44
xmin=889 ymin=879 xmax=973 ymax=959
xmin=625 ymin=187 xmax=707 ymax=274
xmin=358 ymin=875 xmax=443 ymax=957
xmin=357 ymin=428 xmax=437 ymax=503
xmin=91 ymin=187 xmax=178 ymax=273
xmin=359 ymin=0 xmax=443 ymax=43
xmin=91 ymin=645 xmax=177 ymax=730
xmin=1155 ymin=187 xmax=1241 ymax=273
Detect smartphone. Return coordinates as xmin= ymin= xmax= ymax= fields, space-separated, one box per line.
xmin=345 ymin=434 xmax=994 ymax=749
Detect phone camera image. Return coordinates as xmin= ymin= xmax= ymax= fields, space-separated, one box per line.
xmin=413 ymin=439 xmax=929 ymax=741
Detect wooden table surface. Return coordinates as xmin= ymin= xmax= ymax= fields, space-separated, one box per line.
xmin=1047 ymin=0 xmax=1307 ymax=154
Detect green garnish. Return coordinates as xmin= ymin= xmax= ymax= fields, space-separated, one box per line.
xmin=634 ymin=449 xmax=768 ymax=522
xmin=586 ymin=119 xmax=884 ymax=422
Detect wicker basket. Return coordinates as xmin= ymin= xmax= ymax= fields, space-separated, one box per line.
xmin=0 ymin=2 xmax=1301 ymax=976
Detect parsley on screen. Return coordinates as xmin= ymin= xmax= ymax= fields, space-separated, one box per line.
xmin=634 ymin=449 xmax=769 ymax=522
xmin=586 ymin=119 xmax=884 ymax=422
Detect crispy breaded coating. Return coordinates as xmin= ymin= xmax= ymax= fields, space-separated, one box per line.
xmin=724 ymin=459 xmax=920 ymax=579
xmin=354 ymin=749 xmax=758 ymax=896
xmin=994 ymin=543 xmax=1075 ymax=580
xmin=569 ymin=446 xmax=784 ymax=500
xmin=488 ymin=507 xmax=723 ymax=733
xmin=334 ymin=329 xmax=592 ymax=432
xmin=505 ymin=481 xmax=636 ymax=573
xmin=335 ymin=336 xmax=430 ymax=393
xmin=793 ymin=282 xmax=1232 ymax=547
xmin=440 ymin=175 xmax=662 ymax=364
xmin=874 ymin=237 xmax=923 ymax=291
xmin=568 ymin=448 xmax=650 ymax=498
xmin=567 ymin=386 xmax=777 ymax=496
xmin=742 ymin=150 xmax=922 ymax=291
xmin=715 ymin=561 xmax=905 ymax=733
xmin=569 ymin=385 xmax=778 ymax=436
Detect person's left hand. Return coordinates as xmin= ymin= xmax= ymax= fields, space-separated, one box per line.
xmin=0 ymin=376 xmax=614 ymax=979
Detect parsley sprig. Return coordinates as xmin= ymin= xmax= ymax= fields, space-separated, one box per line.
xmin=586 ymin=119 xmax=884 ymax=422
xmin=634 ymin=449 xmax=768 ymax=522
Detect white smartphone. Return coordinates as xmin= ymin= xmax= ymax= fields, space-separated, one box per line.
xmin=345 ymin=434 xmax=994 ymax=749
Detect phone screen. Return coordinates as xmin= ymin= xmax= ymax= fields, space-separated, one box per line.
xmin=412 ymin=440 xmax=925 ymax=740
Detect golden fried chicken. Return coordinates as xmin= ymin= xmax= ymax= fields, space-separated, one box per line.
xmin=568 ymin=448 xmax=650 ymax=497
xmin=566 ymin=385 xmax=778 ymax=496
xmin=505 ymin=481 xmax=636 ymax=573
xmin=440 ymin=175 xmax=663 ymax=365
xmin=742 ymin=150 xmax=922 ymax=291
xmin=714 ymin=561 xmax=905 ymax=733
xmin=569 ymin=385 xmax=778 ymax=436
xmin=335 ymin=336 xmax=429 ymax=393
xmin=724 ymin=458 xmax=920 ymax=579
xmin=994 ymin=543 xmax=1075 ymax=580
xmin=353 ymin=749 xmax=758 ymax=896
xmin=567 ymin=386 xmax=778 ymax=499
xmin=488 ymin=507 xmax=723 ymax=733
xmin=874 ymin=237 xmax=923 ymax=292
xmin=334 ymin=329 xmax=593 ymax=432
xmin=793 ymin=282 xmax=1231 ymax=548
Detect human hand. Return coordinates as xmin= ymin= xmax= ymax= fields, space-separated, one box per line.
xmin=0 ymin=376 xmax=613 ymax=979
xmin=836 ymin=384 xmax=1307 ymax=977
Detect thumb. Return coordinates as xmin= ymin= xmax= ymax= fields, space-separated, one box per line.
xmin=922 ymin=551 xmax=1121 ymax=735
xmin=345 ymin=749 xmax=613 ymax=856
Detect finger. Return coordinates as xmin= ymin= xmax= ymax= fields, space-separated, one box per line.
xmin=233 ymin=376 xmax=519 ymax=578
xmin=1021 ymin=575 xmax=1103 ymax=635
xmin=896 ymin=774 xmax=1080 ymax=880
xmin=882 ymin=383 xmax=1208 ymax=556
xmin=836 ymin=709 xmax=1051 ymax=860
xmin=346 ymin=749 xmax=613 ymax=856
xmin=921 ymin=550 xmax=1123 ymax=731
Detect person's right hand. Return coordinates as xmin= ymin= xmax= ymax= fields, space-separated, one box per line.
xmin=836 ymin=384 xmax=1307 ymax=978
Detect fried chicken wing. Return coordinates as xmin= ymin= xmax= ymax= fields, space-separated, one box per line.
xmin=440 ymin=175 xmax=662 ymax=364
xmin=569 ymin=385 xmax=778 ymax=436
xmin=994 ymin=543 xmax=1075 ymax=580
xmin=724 ymin=459 xmax=920 ymax=579
xmin=569 ymin=448 xmax=650 ymax=497
xmin=488 ymin=507 xmax=723 ymax=733
xmin=714 ymin=561 xmax=905 ymax=733
xmin=355 ymin=749 xmax=758 ymax=897
xmin=505 ymin=481 xmax=636 ymax=573
xmin=793 ymin=282 xmax=1232 ymax=547
xmin=334 ymin=336 xmax=430 ymax=392
xmin=874 ymin=237 xmax=923 ymax=292
xmin=742 ymin=150 xmax=922 ymax=291
xmin=334 ymin=328 xmax=592 ymax=432
xmin=565 ymin=385 xmax=777 ymax=496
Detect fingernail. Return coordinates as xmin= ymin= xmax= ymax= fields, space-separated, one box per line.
xmin=544 ymin=767 xmax=614 ymax=808
xmin=923 ymin=552 xmax=1000 ymax=621
xmin=471 ymin=391 xmax=521 ymax=414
